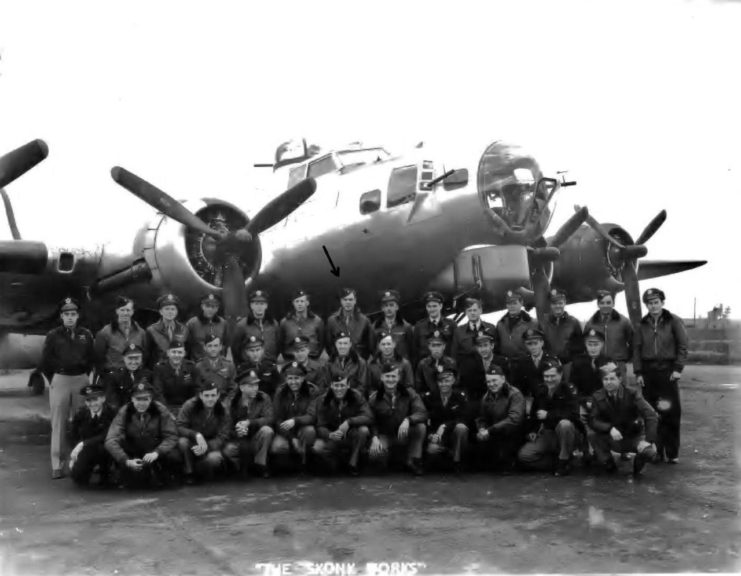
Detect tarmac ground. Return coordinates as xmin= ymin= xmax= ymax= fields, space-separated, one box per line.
xmin=0 ymin=365 xmax=739 ymax=575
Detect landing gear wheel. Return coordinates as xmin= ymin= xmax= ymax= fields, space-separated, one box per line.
xmin=29 ymin=371 xmax=45 ymax=395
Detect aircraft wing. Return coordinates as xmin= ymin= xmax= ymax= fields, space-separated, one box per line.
xmin=637 ymin=259 xmax=707 ymax=281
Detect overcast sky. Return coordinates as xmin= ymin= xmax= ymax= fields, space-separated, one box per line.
xmin=0 ymin=0 xmax=739 ymax=320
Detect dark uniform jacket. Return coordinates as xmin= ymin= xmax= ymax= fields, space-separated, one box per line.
xmin=231 ymin=314 xmax=280 ymax=364
xmin=281 ymin=358 xmax=325 ymax=390
xmin=414 ymin=355 xmax=457 ymax=396
xmin=368 ymin=386 xmax=427 ymax=438
xmin=105 ymin=401 xmax=179 ymax=463
xmin=70 ymin=404 xmax=117 ymax=447
xmin=321 ymin=351 xmax=369 ymax=396
xmin=146 ymin=319 xmax=189 ymax=366
xmin=41 ymin=325 xmax=95 ymax=381
xmin=412 ymin=316 xmax=457 ymax=363
xmin=326 ymin=308 xmax=375 ymax=359
xmin=570 ymin=353 xmax=609 ymax=402
xmin=279 ymin=311 xmax=325 ymax=360
xmin=105 ymin=367 xmax=153 ymax=409
xmin=176 ymin=397 xmax=231 ymax=450
xmin=367 ymin=353 xmax=415 ymax=393
xmin=633 ymin=309 xmax=689 ymax=375
xmin=451 ymin=320 xmax=498 ymax=364
xmin=272 ymin=382 xmax=318 ymax=435
xmin=475 ymin=383 xmax=526 ymax=434
xmin=372 ymin=316 xmax=414 ymax=360
xmin=309 ymin=389 xmax=373 ymax=440
xmin=235 ymin=359 xmax=280 ymax=398
xmin=94 ymin=321 xmax=149 ymax=374
xmin=153 ymin=360 xmax=200 ymax=408
xmin=589 ymin=386 xmax=658 ymax=443
xmin=186 ymin=314 xmax=229 ymax=362
xmin=584 ymin=310 xmax=633 ymax=362
xmin=510 ymin=353 xmax=560 ymax=398
xmin=528 ymin=381 xmax=582 ymax=433
xmin=423 ymin=389 xmax=468 ymax=440
xmin=196 ymin=356 xmax=236 ymax=398
xmin=495 ymin=311 xmax=540 ymax=360
xmin=458 ymin=353 xmax=509 ymax=402
xmin=228 ymin=390 xmax=274 ymax=436
xmin=542 ymin=313 xmax=583 ymax=364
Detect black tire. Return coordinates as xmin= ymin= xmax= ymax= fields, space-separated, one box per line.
xmin=29 ymin=371 xmax=45 ymax=395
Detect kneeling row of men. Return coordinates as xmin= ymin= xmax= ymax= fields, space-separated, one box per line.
xmin=67 ymin=348 xmax=659 ymax=487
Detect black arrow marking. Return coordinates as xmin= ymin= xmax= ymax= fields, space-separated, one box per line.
xmin=322 ymin=245 xmax=340 ymax=277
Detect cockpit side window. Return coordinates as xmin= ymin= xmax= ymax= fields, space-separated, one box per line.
xmin=387 ymin=165 xmax=417 ymax=208
xmin=307 ymin=155 xmax=338 ymax=179
xmin=287 ymin=164 xmax=307 ymax=189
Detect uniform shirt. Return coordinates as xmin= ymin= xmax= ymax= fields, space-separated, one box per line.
xmin=527 ymin=380 xmax=581 ymax=433
xmin=105 ymin=367 xmax=153 ymax=409
xmin=272 ymin=383 xmax=318 ymax=435
xmin=93 ymin=321 xmax=149 ymax=374
xmin=308 ymin=389 xmax=374 ymax=440
xmin=325 ymin=308 xmax=375 ymax=360
xmin=146 ymin=319 xmax=189 ymax=366
xmin=152 ymin=360 xmax=200 ymax=409
xmin=457 ymin=352 xmax=508 ymax=402
xmin=475 ymin=383 xmax=526 ymax=433
xmin=542 ymin=312 xmax=583 ymax=364
xmin=414 ymin=355 xmax=457 ymax=396
xmin=372 ymin=316 xmax=414 ymax=360
xmin=570 ymin=353 xmax=608 ymax=401
xmin=41 ymin=325 xmax=95 ymax=381
xmin=495 ymin=311 xmax=540 ymax=360
xmin=235 ymin=359 xmax=280 ymax=398
xmin=423 ymin=389 xmax=468 ymax=436
xmin=320 ymin=351 xmax=369 ymax=397
xmin=69 ymin=403 xmax=117 ymax=447
xmin=412 ymin=317 xmax=457 ymax=362
xmin=589 ymin=385 xmax=658 ymax=443
xmin=186 ymin=314 xmax=229 ymax=362
xmin=231 ymin=315 xmax=280 ymax=364
xmin=367 ymin=353 xmax=415 ymax=392
xmin=368 ymin=386 xmax=427 ymax=438
xmin=196 ymin=356 xmax=236 ymax=398
xmin=228 ymin=390 xmax=274 ymax=436
xmin=633 ymin=309 xmax=689 ymax=374
xmin=584 ymin=310 xmax=634 ymax=362
xmin=451 ymin=320 xmax=498 ymax=364
xmin=176 ymin=397 xmax=232 ymax=450
xmin=510 ymin=353 xmax=560 ymax=398
xmin=279 ymin=311 xmax=325 ymax=360
xmin=105 ymin=401 xmax=179 ymax=463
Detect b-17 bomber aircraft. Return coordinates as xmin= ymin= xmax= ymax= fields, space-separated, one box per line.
xmin=0 ymin=138 xmax=706 ymax=392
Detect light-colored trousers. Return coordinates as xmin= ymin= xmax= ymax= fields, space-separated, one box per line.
xmin=49 ymin=373 xmax=89 ymax=470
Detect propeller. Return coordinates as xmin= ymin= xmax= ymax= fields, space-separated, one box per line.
xmin=111 ymin=167 xmax=316 ymax=321
xmin=0 ymin=139 xmax=49 ymax=190
xmin=575 ymin=205 xmax=668 ymax=326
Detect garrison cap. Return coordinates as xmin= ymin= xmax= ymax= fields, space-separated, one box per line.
xmin=584 ymin=328 xmax=605 ymax=342
xmin=291 ymin=335 xmax=310 ymax=349
xmin=283 ymin=361 xmax=307 ymax=376
xmin=203 ymin=333 xmax=221 ymax=345
xmin=244 ymin=335 xmax=264 ymax=349
xmin=505 ymin=290 xmax=523 ymax=303
xmin=249 ymin=290 xmax=269 ymax=303
xmin=485 ymin=364 xmax=506 ymax=376
xmin=599 ymin=361 xmax=622 ymax=377
xmin=199 ymin=380 xmax=219 ymax=393
xmin=643 ymin=287 xmax=665 ymax=303
xmin=292 ymin=288 xmax=309 ymax=300
xmin=380 ymin=289 xmax=400 ymax=303
xmin=330 ymin=369 xmax=349 ymax=383
xmin=131 ymin=380 xmax=155 ymax=397
xmin=427 ymin=329 xmax=446 ymax=345
xmin=549 ymin=288 xmax=567 ymax=303
xmin=236 ymin=368 xmax=260 ymax=385
xmin=60 ymin=297 xmax=80 ymax=312
xmin=80 ymin=383 xmax=105 ymax=398
xmin=114 ymin=295 xmax=134 ymax=309
xmin=334 ymin=330 xmax=352 ymax=343
xmin=201 ymin=293 xmax=221 ymax=305
xmin=157 ymin=293 xmax=180 ymax=309
xmin=339 ymin=287 xmax=356 ymax=299
xmin=123 ymin=343 xmax=144 ymax=356
xmin=540 ymin=357 xmax=563 ymax=373
xmin=380 ymin=362 xmax=399 ymax=374
xmin=423 ymin=291 xmax=444 ymax=304
xmin=167 ymin=338 xmax=186 ymax=350
xmin=522 ymin=327 xmax=545 ymax=341
xmin=435 ymin=359 xmax=457 ymax=378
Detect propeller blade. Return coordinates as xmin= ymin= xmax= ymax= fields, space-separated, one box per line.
xmin=531 ymin=264 xmax=551 ymax=324
xmin=0 ymin=139 xmax=49 ymax=189
xmin=548 ymin=206 xmax=588 ymax=248
xmin=222 ymin=255 xmax=247 ymax=324
xmin=622 ymin=259 xmax=642 ymax=327
xmin=575 ymin=205 xmax=625 ymax=250
xmin=111 ymin=167 xmax=222 ymax=239
xmin=1 ymin=188 xmax=22 ymax=240
xmin=622 ymin=244 xmax=648 ymax=260
xmin=246 ymin=178 xmax=316 ymax=236
xmin=635 ymin=210 xmax=667 ymax=245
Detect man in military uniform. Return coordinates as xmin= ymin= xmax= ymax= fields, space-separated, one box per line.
xmin=458 ymin=333 xmax=508 ymax=404
xmin=412 ymin=291 xmax=457 ymax=363
xmin=105 ymin=343 xmax=152 ymax=410
xmin=279 ymin=289 xmax=325 ymax=362
xmin=231 ymin=290 xmax=280 ymax=364
xmin=517 ymin=359 xmax=582 ymax=476
xmin=176 ymin=381 xmax=232 ymax=484
xmin=224 ymin=369 xmax=275 ymax=478
xmin=414 ymin=331 xmax=456 ymax=395
xmin=510 ymin=328 xmax=559 ymax=408
xmin=271 ymin=362 xmax=318 ymax=472
xmin=105 ymin=381 xmax=182 ymax=489
xmin=196 ymin=334 xmax=236 ymax=401
xmin=473 ymin=364 xmax=526 ymax=472
xmin=94 ymin=295 xmax=149 ymax=384
xmin=368 ymin=362 xmax=428 ymax=476
xmin=322 ymin=331 xmax=369 ymax=397
xmin=495 ymin=290 xmax=540 ymax=364
xmin=588 ymin=362 xmax=659 ymax=476
xmin=423 ymin=364 xmax=469 ymax=473
xmin=368 ymin=331 xmax=415 ymax=392
xmin=147 ymin=294 xmax=189 ymax=366
xmin=372 ymin=290 xmax=414 ymax=361
xmin=541 ymin=289 xmax=583 ymax=370
xmin=451 ymin=297 xmax=498 ymax=365
xmin=68 ymin=383 xmax=117 ymax=486
xmin=282 ymin=335 xmax=324 ymax=390
xmin=583 ymin=290 xmax=634 ymax=383
xmin=40 ymin=297 xmax=95 ymax=479
xmin=186 ymin=293 xmax=228 ymax=363
xmin=309 ymin=373 xmax=373 ymax=476
xmin=634 ymin=288 xmax=688 ymax=464
xmin=152 ymin=340 xmax=200 ymax=413
xmin=325 ymin=288 xmax=375 ymax=360
xmin=236 ymin=335 xmax=281 ymax=398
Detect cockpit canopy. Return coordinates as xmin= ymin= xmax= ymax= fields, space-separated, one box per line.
xmin=285 ymin=145 xmax=391 ymax=188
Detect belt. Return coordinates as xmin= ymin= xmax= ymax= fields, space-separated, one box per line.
xmin=56 ymin=369 xmax=88 ymax=376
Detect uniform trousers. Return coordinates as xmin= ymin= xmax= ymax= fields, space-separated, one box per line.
xmin=114 ymin=441 xmax=183 ymax=488
xmin=426 ymin=423 xmax=469 ymax=463
xmin=517 ymin=420 xmax=582 ymax=470
xmin=473 ymin=426 xmax=523 ymax=470
xmin=177 ymin=437 xmax=225 ymax=478
xmin=312 ymin=426 xmax=369 ymax=468
xmin=369 ymin=423 xmax=427 ymax=468
xmin=270 ymin=425 xmax=317 ymax=463
xmin=588 ymin=430 xmax=657 ymax=464
xmin=642 ymin=363 xmax=681 ymax=459
xmin=49 ymin=373 xmax=88 ymax=470
xmin=224 ymin=426 xmax=274 ymax=469
xmin=69 ymin=444 xmax=112 ymax=485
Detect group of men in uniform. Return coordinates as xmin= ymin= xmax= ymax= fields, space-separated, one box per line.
xmin=40 ymin=284 xmax=688 ymax=486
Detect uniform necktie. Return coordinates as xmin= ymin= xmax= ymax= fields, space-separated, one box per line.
xmin=167 ymin=325 xmax=173 ymax=341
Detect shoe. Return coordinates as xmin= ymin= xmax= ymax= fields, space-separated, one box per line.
xmin=633 ymin=452 xmax=648 ymax=476
xmin=667 ymin=458 xmax=678 ymax=464
xmin=255 ymin=464 xmax=271 ymax=479
xmin=554 ymin=460 xmax=572 ymax=477
xmin=51 ymin=469 xmax=63 ymax=480
xmin=405 ymin=460 xmax=424 ymax=476
xmin=604 ymin=458 xmax=618 ymax=474
xmin=348 ymin=465 xmax=360 ymax=477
